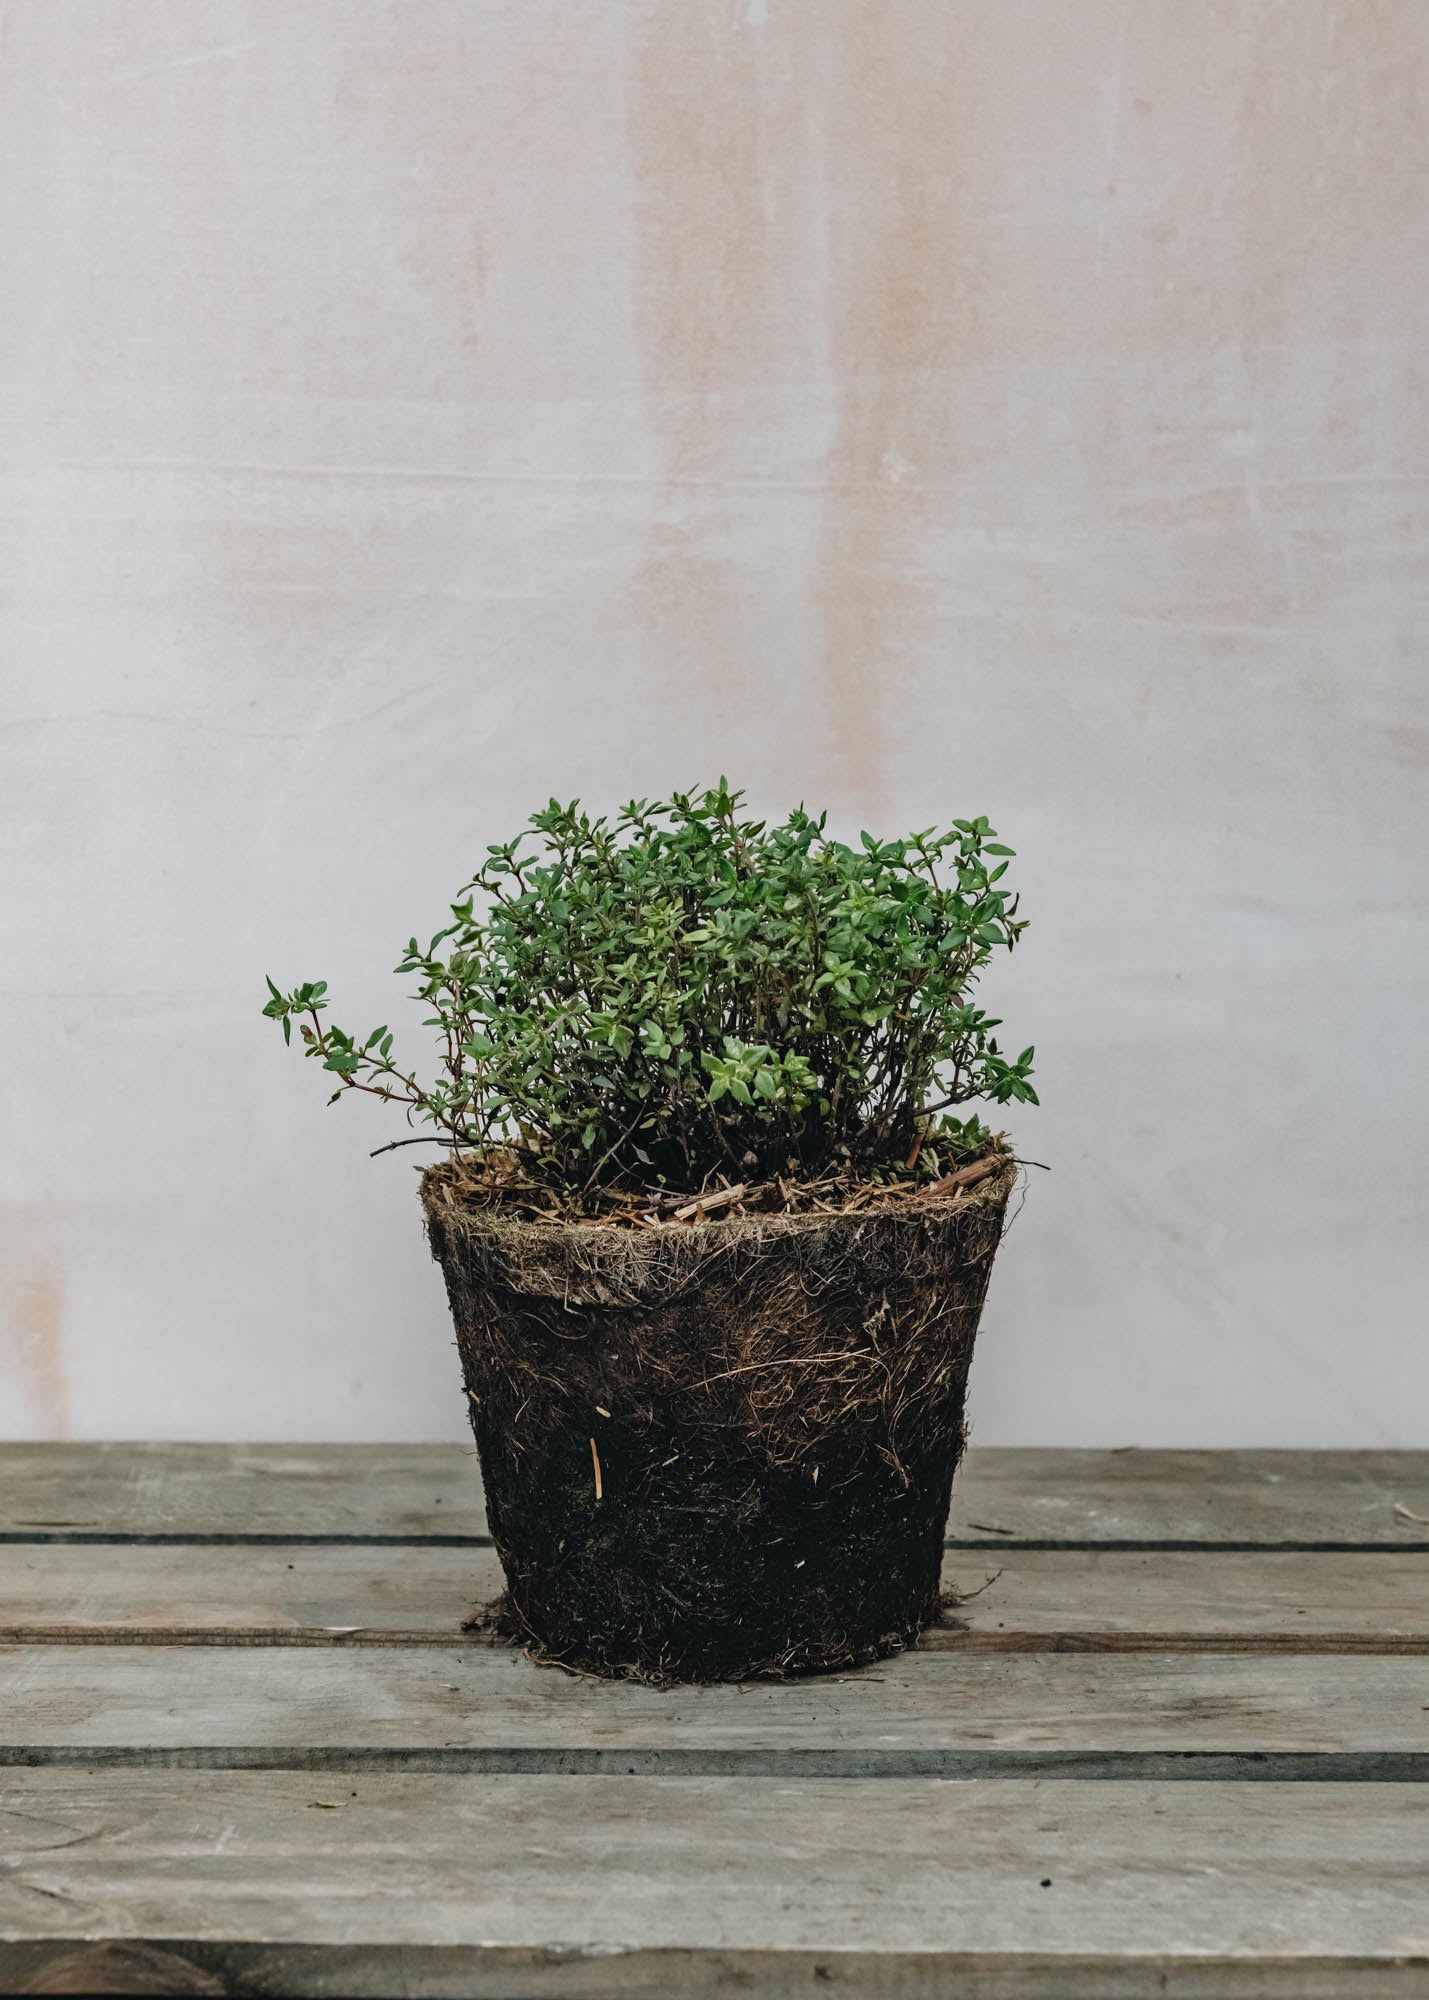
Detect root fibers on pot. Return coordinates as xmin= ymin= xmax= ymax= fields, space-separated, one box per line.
xmin=422 ymin=1156 xmax=1017 ymax=1683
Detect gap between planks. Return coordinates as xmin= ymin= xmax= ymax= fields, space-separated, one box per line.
xmin=6 ymin=1625 xmax=1427 ymax=1654
xmin=5 ymin=1531 xmax=1427 ymax=1553
xmin=3 ymin=1745 xmax=1428 ymax=1781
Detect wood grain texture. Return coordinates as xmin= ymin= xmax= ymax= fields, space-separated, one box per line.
xmin=0 ymin=1442 xmax=481 ymax=1541
xmin=5 ymin=1952 xmax=1416 ymax=2000
xmin=4 ymin=1941 xmax=1426 ymax=2000
xmin=0 ymin=1772 xmax=1425 ymax=1976
xmin=3 ymin=1449 xmax=1428 ymax=1990
xmin=948 ymin=1450 xmax=1429 ymax=1549
xmin=1 ymin=1647 xmax=1427 ymax=1772
xmin=3 ymin=1544 xmax=1424 ymax=1653
xmin=3 ymin=1444 xmax=1426 ymax=1545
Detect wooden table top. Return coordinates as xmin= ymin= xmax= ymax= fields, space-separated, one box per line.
xmin=2 ymin=1445 xmax=1427 ymax=1996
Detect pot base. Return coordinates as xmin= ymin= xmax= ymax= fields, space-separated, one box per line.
xmin=467 ymin=1441 xmax=958 ymax=1682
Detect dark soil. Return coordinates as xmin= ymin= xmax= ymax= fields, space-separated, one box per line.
xmin=422 ymin=1152 xmax=1017 ymax=1683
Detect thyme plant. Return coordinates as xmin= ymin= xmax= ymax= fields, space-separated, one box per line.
xmin=262 ymin=781 xmax=1034 ymax=1197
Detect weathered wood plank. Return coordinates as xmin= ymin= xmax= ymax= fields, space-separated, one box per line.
xmin=937 ymin=1547 xmax=1429 ymax=1652
xmin=1 ymin=1648 xmax=1426 ymax=1780
xmin=0 ymin=1442 xmax=484 ymax=1541
xmin=0 ymin=1772 xmax=1425 ymax=1996
xmin=3 ymin=1941 xmax=1425 ymax=2000
xmin=2 ymin=1544 xmax=1424 ymax=1653
xmin=952 ymin=1449 xmax=1429 ymax=1548
xmin=3 ymin=1444 xmax=1426 ymax=1545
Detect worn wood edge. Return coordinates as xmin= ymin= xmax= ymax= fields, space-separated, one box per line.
xmin=1 ymin=1940 xmax=1426 ymax=2000
xmin=3 ymin=1744 xmax=1428 ymax=1781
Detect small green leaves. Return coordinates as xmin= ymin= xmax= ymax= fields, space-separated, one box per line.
xmin=261 ymin=789 xmax=1034 ymax=1186
xmin=939 ymin=1111 xmax=995 ymax=1159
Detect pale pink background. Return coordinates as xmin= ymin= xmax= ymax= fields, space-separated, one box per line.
xmin=2 ymin=2 xmax=1426 ymax=1441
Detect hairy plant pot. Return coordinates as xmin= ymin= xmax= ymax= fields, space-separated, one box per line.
xmin=422 ymin=1157 xmax=1017 ymax=1682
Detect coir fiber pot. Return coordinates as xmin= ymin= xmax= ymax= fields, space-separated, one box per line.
xmin=422 ymin=1155 xmax=1017 ymax=1682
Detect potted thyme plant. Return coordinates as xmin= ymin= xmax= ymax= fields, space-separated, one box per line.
xmin=263 ymin=782 xmax=1035 ymax=1680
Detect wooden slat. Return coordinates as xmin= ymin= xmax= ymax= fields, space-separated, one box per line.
xmin=0 ymin=1442 xmax=484 ymax=1540
xmin=1 ymin=1648 xmax=1427 ymax=1781
xmin=0 ymin=1771 xmax=1425 ymax=1997
xmin=950 ymin=1449 xmax=1429 ymax=1548
xmin=3 ymin=1544 xmax=1425 ymax=1653
xmin=4 ymin=1449 xmax=1426 ymax=1993
xmin=3 ymin=1443 xmax=1426 ymax=1546
xmin=937 ymin=1548 xmax=1429 ymax=1653
xmin=3 ymin=1946 xmax=1423 ymax=2000
xmin=3 ymin=1943 xmax=1422 ymax=2000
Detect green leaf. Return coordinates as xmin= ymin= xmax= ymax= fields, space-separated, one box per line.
xmin=257 ymin=788 xmax=1032 ymax=1187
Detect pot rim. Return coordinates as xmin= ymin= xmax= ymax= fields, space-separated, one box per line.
xmin=420 ymin=1151 xmax=1019 ymax=1249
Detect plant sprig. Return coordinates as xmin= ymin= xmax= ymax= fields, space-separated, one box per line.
xmin=262 ymin=781 xmax=1035 ymax=1195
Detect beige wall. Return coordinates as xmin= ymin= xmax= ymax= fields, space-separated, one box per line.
xmin=2 ymin=1 xmax=1426 ymax=1442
